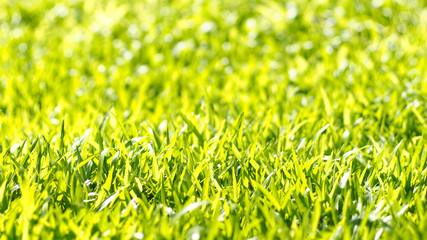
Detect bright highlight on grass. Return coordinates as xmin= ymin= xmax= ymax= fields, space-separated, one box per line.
xmin=0 ymin=0 xmax=427 ymax=239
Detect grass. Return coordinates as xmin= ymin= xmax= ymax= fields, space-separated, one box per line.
xmin=0 ymin=0 xmax=427 ymax=239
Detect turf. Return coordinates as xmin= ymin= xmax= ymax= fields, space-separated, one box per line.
xmin=1 ymin=0 xmax=427 ymax=239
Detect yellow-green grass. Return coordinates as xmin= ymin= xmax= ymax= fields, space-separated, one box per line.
xmin=0 ymin=0 xmax=427 ymax=239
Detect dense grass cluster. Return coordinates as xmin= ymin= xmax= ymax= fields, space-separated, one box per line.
xmin=1 ymin=0 xmax=427 ymax=239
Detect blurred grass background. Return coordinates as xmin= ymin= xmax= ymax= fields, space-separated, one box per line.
xmin=1 ymin=0 xmax=426 ymax=138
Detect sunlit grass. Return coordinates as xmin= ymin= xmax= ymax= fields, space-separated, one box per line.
xmin=0 ymin=0 xmax=427 ymax=239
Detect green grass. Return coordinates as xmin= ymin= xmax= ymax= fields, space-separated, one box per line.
xmin=1 ymin=0 xmax=427 ymax=239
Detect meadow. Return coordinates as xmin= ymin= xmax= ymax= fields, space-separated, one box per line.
xmin=0 ymin=0 xmax=427 ymax=239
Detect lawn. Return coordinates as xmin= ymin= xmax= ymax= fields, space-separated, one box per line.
xmin=0 ymin=0 xmax=427 ymax=239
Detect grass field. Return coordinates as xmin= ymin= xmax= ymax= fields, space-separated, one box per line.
xmin=1 ymin=0 xmax=427 ymax=239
